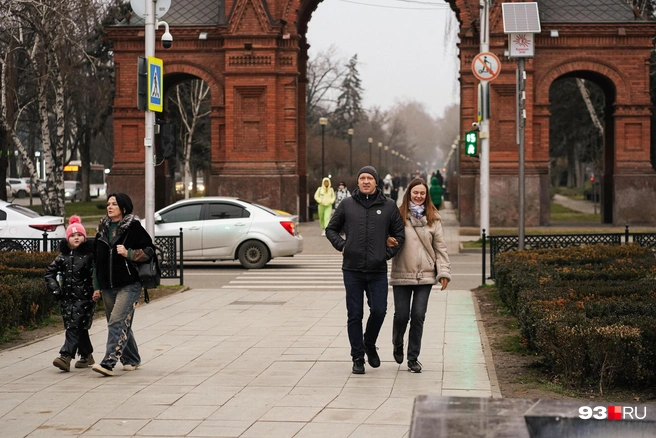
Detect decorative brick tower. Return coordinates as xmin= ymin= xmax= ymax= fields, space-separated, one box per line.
xmin=449 ymin=0 xmax=656 ymax=226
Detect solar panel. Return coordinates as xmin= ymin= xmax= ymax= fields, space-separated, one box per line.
xmin=502 ymin=2 xmax=541 ymax=34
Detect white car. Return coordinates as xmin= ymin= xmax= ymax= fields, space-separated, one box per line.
xmin=0 ymin=200 xmax=65 ymax=251
xmin=6 ymin=178 xmax=30 ymax=199
xmin=5 ymin=182 xmax=11 ymax=198
xmin=147 ymin=197 xmax=303 ymax=269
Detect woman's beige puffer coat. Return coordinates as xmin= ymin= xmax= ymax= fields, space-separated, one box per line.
xmin=390 ymin=213 xmax=451 ymax=286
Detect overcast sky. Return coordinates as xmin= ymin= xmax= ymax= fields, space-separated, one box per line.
xmin=306 ymin=0 xmax=460 ymax=119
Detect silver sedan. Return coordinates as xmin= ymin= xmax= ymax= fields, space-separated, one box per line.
xmin=148 ymin=197 xmax=303 ymax=269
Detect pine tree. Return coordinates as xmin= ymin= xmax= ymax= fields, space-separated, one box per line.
xmin=332 ymin=54 xmax=364 ymax=139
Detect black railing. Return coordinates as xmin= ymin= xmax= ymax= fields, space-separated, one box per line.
xmin=486 ymin=225 xmax=656 ymax=280
xmin=0 ymin=229 xmax=184 ymax=285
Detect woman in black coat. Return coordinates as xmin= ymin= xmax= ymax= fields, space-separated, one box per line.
xmin=91 ymin=193 xmax=155 ymax=377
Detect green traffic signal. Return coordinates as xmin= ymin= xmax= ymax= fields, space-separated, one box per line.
xmin=465 ymin=129 xmax=478 ymax=157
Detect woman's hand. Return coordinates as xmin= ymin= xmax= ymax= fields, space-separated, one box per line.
xmin=386 ymin=237 xmax=398 ymax=247
xmin=440 ymin=277 xmax=449 ymax=291
xmin=116 ymin=244 xmax=128 ymax=257
xmin=92 ymin=290 xmax=101 ymax=302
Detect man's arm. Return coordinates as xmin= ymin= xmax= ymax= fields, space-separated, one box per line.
xmin=386 ymin=205 xmax=405 ymax=259
xmin=325 ymin=202 xmax=346 ymax=252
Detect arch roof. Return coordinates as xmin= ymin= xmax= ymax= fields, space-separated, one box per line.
xmin=119 ymin=0 xmax=224 ymax=27
xmin=538 ymin=0 xmax=643 ymax=23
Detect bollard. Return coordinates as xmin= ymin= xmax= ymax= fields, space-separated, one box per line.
xmin=179 ymin=228 xmax=184 ymax=286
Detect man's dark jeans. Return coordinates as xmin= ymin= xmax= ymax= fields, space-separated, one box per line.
xmin=343 ymin=270 xmax=388 ymax=360
xmin=392 ymin=284 xmax=433 ymax=361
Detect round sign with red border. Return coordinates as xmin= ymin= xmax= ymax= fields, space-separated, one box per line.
xmin=471 ymin=52 xmax=501 ymax=81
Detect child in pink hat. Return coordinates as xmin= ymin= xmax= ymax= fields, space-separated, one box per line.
xmin=45 ymin=216 xmax=99 ymax=372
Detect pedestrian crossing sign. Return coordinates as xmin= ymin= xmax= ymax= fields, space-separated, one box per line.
xmin=148 ymin=56 xmax=164 ymax=112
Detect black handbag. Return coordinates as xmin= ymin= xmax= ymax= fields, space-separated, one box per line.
xmin=123 ymin=229 xmax=161 ymax=303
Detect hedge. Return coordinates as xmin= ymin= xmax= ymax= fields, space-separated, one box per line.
xmin=0 ymin=251 xmax=58 ymax=340
xmin=493 ymin=244 xmax=656 ymax=390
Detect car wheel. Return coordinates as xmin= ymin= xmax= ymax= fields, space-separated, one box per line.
xmin=16 ymin=190 xmax=27 ymax=198
xmin=0 ymin=240 xmax=24 ymax=252
xmin=238 ymin=240 xmax=270 ymax=269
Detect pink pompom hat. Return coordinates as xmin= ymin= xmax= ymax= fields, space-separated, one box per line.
xmin=66 ymin=215 xmax=87 ymax=240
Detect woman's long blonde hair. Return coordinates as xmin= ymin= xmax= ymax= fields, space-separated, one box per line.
xmin=398 ymin=178 xmax=439 ymax=226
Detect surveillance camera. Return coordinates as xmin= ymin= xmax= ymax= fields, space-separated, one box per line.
xmin=472 ymin=122 xmax=479 ymax=128
xmin=161 ymin=31 xmax=173 ymax=49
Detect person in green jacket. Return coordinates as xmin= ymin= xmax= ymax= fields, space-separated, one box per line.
xmin=314 ymin=177 xmax=336 ymax=236
xmin=429 ymin=176 xmax=443 ymax=209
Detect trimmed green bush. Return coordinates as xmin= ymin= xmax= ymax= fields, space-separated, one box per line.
xmin=0 ymin=252 xmax=58 ymax=340
xmin=494 ymin=244 xmax=656 ymax=390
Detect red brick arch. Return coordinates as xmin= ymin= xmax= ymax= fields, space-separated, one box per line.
xmin=162 ymin=61 xmax=224 ymax=106
xmin=534 ymin=58 xmax=630 ymax=106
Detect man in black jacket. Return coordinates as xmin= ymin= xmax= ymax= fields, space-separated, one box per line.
xmin=326 ymin=166 xmax=405 ymax=374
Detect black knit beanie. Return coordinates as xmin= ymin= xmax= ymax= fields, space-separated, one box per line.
xmin=357 ymin=166 xmax=379 ymax=184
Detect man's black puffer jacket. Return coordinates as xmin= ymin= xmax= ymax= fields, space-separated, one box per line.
xmin=326 ymin=187 xmax=405 ymax=272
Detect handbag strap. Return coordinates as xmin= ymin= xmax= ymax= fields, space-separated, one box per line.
xmin=411 ymin=222 xmax=436 ymax=266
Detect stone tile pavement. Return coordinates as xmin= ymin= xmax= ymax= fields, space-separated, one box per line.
xmin=0 ymin=203 xmax=498 ymax=437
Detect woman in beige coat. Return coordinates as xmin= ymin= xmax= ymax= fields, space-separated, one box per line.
xmin=388 ymin=178 xmax=451 ymax=373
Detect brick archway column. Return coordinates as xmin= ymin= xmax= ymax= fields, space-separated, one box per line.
xmin=533 ymin=103 xmax=551 ymax=226
xmin=613 ymin=102 xmax=656 ymax=225
xmin=208 ymin=105 xmax=225 ymax=196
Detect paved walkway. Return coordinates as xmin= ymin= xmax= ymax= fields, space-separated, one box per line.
xmin=0 ymin=203 xmax=497 ymax=438
xmin=552 ymin=193 xmax=597 ymax=215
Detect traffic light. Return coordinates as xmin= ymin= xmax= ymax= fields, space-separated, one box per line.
xmin=160 ymin=123 xmax=177 ymax=159
xmin=465 ymin=129 xmax=478 ymax=157
xmin=137 ymin=56 xmax=148 ymax=111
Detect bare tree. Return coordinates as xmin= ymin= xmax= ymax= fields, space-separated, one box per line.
xmin=168 ymin=80 xmax=211 ymax=199
xmin=0 ymin=0 xmax=118 ymax=214
xmin=306 ymin=46 xmax=347 ymax=128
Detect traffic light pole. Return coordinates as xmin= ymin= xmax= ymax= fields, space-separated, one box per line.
xmin=479 ymin=0 xmax=490 ymax=239
xmin=144 ymin=0 xmax=155 ymax=239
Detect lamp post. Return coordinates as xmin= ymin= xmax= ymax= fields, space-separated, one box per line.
xmin=384 ymin=145 xmax=389 ymax=171
xmin=319 ymin=117 xmax=328 ymax=178
xmin=348 ymin=128 xmax=354 ymax=175
xmin=377 ymin=142 xmax=383 ymax=170
xmin=390 ymin=150 xmax=396 ymax=171
xmin=367 ymin=137 xmax=373 ymax=165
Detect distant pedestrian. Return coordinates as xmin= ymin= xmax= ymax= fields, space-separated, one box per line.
xmin=314 ymin=177 xmax=336 ymax=236
xmin=92 ymin=193 xmax=156 ymax=376
xmin=388 ymin=178 xmax=451 ymax=373
xmin=334 ymin=181 xmax=350 ymax=210
xmin=383 ymin=174 xmax=393 ymax=198
xmin=429 ymin=176 xmax=443 ymax=209
xmin=391 ymin=173 xmax=401 ymax=203
xmin=45 ymin=215 xmax=98 ymax=372
xmin=326 ymin=166 xmax=405 ymax=374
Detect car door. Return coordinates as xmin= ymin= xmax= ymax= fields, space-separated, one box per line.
xmin=202 ymin=202 xmax=252 ymax=258
xmin=155 ymin=202 xmax=204 ymax=259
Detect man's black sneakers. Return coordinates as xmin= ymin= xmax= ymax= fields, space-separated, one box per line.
xmin=365 ymin=346 xmax=381 ymax=368
xmin=352 ymin=357 xmax=365 ymax=374
xmin=408 ymin=360 xmax=422 ymax=373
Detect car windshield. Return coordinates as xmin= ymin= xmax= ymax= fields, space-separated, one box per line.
xmin=7 ymin=204 xmax=41 ymax=218
xmin=65 ymin=182 xmax=78 ymax=189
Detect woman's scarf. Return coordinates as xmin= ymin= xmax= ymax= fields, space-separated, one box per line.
xmin=409 ymin=202 xmax=425 ymax=219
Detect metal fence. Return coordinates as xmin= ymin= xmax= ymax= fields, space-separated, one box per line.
xmin=485 ymin=226 xmax=656 ymax=281
xmin=0 ymin=229 xmax=184 ymax=285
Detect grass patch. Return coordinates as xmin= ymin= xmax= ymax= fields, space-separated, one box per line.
xmin=25 ymin=201 xmax=108 ymax=217
xmin=550 ymin=202 xmax=600 ymax=223
xmin=497 ymin=334 xmax=528 ymax=354
xmin=462 ymin=239 xmax=483 ymax=249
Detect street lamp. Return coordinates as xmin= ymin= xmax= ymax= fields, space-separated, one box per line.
xmin=384 ymin=145 xmax=389 ymax=170
xmin=367 ymin=137 xmax=373 ymax=165
xmin=319 ymin=117 xmax=328 ymax=178
xmin=378 ymin=142 xmax=383 ymax=170
xmin=347 ymin=128 xmax=354 ymax=175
